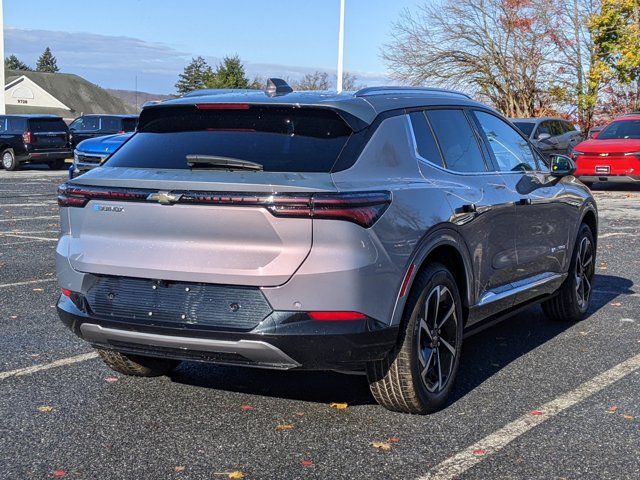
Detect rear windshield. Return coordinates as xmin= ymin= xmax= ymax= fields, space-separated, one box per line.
xmin=29 ymin=118 xmax=68 ymax=132
xmin=512 ymin=121 xmax=535 ymax=137
xmin=597 ymin=119 xmax=640 ymax=140
xmin=104 ymin=106 xmax=352 ymax=172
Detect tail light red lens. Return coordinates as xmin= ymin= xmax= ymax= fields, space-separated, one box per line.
xmin=60 ymin=288 xmax=72 ymax=297
xmin=308 ymin=311 xmax=367 ymax=321
xmin=22 ymin=131 xmax=33 ymax=144
xmin=57 ymin=184 xmax=391 ymax=228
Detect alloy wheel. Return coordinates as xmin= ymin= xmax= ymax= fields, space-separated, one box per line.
xmin=575 ymin=236 xmax=594 ymax=310
xmin=2 ymin=152 xmax=13 ymax=169
xmin=416 ymin=285 xmax=458 ymax=393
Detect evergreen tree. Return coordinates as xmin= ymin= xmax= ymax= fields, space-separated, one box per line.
xmin=206 ymin=55 xmax=251 ymax=89
xmin=175 ymin=56 xmax=212 ymax=94
xmin=5 ymin=54 xmax=31 ymax=71
xmin=36 ymin=47 xmax=60 ymax=73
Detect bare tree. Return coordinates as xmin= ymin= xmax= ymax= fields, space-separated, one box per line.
xmin=341 ymin=72 xmax=364 ymax=91
xmin=537 ymin=0 xmax=603 ymax=131
xmin=383 ymin=0 xmax=553 ymax=117
xmin=295 ymin=71 xmax=331 ymax=90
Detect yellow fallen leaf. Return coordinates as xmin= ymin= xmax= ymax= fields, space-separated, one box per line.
xmin=370 ymin=441 xmax=392 ymax=451
xmin=622 ymin=414 xmax=634 ymax=420
xmin=228 ymin=472 xmax=245 ymax=479
xmin=275 ymin=424 xmax=294 ymax=431
xmin=37 ymin=406 xmax=54 ymax=413
xmin=610 ymin=302 xmax=622 ymax=307
xmin=329 ymin=402 xmax=348 ymax=410
xmin=174 ymin=466 xmax=185 ymax=473
xmin=32 ymin=288 xmax=44 ymax=292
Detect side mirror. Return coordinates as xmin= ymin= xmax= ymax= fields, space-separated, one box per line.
xmin=550 ymin=154 xmax=576 ymax=177
xmin=590 ymin=130 xmax=600 ymax=139
xmin=537 ymin=132 xmax=551 ymax=141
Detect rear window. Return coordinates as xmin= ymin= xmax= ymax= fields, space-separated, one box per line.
xmin=29 ymin=118 xmax=68 ymax=132
xmin=101 ymin=116 xmax=122 ymax=131
xmin=104 ymin=105 xmax=352 ymax=172
xmin=513 ymin=121 xmax=535 ymax=137
xmin=598 ymin=120 xmax=640 ymax=140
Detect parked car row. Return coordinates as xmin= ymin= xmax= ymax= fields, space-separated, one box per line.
xmin=0 ymin=114 xmax=137 ymax=171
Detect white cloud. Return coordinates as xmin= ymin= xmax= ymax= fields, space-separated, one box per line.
xmin=5 ymin=26 xmax=388 ymax=93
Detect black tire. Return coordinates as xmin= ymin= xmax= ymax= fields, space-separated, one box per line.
xmin=542 ymin=224 xmax=595 ymax=322
xmin=1 ymin=148 xmax=18 ymax=171
xmin=49 ymin=159 xmax=67 ymax=170
xmin=367 ymin=263 xmax=464 ymax=414
xmin=96 ymin=348 xmax=180 ymax=377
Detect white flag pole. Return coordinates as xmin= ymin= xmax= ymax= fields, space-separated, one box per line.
xmin=0 ymin=0 xmax=5 ymax=114
xmin=336 ymin=0 xmax=345 ymax=93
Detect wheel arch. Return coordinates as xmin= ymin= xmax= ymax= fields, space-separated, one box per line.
xmin=580 ymin=205 xmax=598 ymax=246
xmin=390 ymin=226 xmax=473 ymax=327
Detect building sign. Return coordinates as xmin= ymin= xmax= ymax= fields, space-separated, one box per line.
xmin=4 ymin=76 xmax=70 ymax=110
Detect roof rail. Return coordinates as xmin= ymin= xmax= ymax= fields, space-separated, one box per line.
xmin=354 ymin=86 xmax=472 ymax=99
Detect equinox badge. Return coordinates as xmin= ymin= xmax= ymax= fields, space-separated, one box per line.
xmin=147 ymin=191 xmax=182 ymax=205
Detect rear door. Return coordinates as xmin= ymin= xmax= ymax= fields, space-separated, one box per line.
xmin=28 ymin=117 xmax=69 ymax=150
xmin=414 ymin=108 xmax=518 ymax=318
xmin=61 ymin=105 xmax=354 ymax=287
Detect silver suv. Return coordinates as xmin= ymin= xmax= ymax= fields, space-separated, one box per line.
xmin=56 ymin=82 xmax=597 ymax=413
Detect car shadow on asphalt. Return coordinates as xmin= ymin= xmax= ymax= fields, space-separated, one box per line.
xmin=170 ymin=274 xmax=634 ymax=408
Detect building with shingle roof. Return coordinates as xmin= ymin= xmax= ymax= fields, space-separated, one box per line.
xmin=4 ymin=69 xmax=136 ymax=122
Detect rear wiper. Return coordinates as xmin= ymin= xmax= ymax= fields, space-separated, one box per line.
xmin=186 ymin=154 xmax=263 ymax=171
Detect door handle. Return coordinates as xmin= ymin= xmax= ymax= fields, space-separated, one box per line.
xmin=518 ymin=198 xmax=532 ymax=206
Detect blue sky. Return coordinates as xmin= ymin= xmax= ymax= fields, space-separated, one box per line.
xmin=4 ymin=0 xmax=422 ymax=94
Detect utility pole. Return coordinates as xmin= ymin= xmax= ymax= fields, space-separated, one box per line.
xmin=336 ymin=0 xmax=345 ymax=93
xmin=0 ymin=0 xmax=5 ymax=115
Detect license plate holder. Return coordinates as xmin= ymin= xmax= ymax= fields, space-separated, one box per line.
xmin=595 ymin=165 xmax=610 ymax=174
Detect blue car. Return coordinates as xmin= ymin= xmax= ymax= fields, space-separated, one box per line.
xmin=70 ymin=132 xmax=133 ymax=178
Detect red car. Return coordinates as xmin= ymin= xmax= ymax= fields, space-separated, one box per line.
xmin=572 ymin=113 xmax=640 ymax=186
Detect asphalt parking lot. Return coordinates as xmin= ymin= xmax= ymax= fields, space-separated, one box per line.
xmin=1 ymin=167 xmax=639 ymax=480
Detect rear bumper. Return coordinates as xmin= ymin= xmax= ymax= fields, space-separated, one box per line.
xmin=578 ymin=175 xmax=640 ymax=184
xmin=19 ymin=150 xmax=72 ymax=162
xmin=57 ymin=295 xmax=398 ymax=371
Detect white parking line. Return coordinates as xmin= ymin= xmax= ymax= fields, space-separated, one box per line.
xmin=0 ymin=352 xmax=98 ymax=381
xmin=0 ymin=233 xmax=57 ymax=242
xmin=0 ymin=215 xmax=58 ymax=223
xmin=420 ymin=353 xmax=640 ymax=480
xmin=0 ymin=278 xmax=56 ymax=289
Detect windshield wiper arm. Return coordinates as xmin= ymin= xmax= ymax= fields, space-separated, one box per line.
xmin=186 ymin=155 xmax=263 ymax=171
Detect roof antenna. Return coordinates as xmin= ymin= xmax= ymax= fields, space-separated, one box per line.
xmin=265 ymin=78 xmax=293 ymax=97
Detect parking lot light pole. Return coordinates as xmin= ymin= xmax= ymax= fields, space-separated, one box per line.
xmin=336 ymin=0 xmax=345 ymax=93
xmin=0 ymin=0 xmax=5 ymax=115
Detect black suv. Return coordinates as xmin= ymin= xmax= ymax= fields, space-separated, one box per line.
xmin=69 ymin=114 xmax=138 ymax=148
xmin=0 ymin=115 xmax=71 ymax=171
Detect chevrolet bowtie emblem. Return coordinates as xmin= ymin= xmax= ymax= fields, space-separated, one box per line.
xmin=599 ymin=153 xmax=609 ymax=157
xmin=147 ymin=191 xmax=182 ymax=205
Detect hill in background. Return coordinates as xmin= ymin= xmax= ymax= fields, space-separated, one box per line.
xmin=105 ymin=89 xmax=176 ymax=111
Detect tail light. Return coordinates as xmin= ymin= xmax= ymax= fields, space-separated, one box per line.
xmin=57 ymin=184 xmax=391 ymax=228
xmin=22 ymin=131 xmax=33 ymax=144
xmin=308 ymin=311 xmax=367 ymax=321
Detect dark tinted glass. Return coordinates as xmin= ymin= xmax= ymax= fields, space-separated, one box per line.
xmin=598 ymin=120 xmax=640 ymax=140
xmin=29 ymin=118 xmax=68 ymax=132
xmin=513 ymin=121 xmax=535 ymax=137
xmin=70 ymin=116 xmax=99 ymax=131
xmin=409 ymin=111 xmax=443 ymax=167
xmin=7 ymin=118 xmax=26 ymax=132
xmin=426 ymin=109 xmax=486 ymax=172
xmin=122 ymin=118 xmax=137 ymax=132
xmin=101 ymin=117 xmax=121 ymax=131
xmin=0 ymin=118 xmax=6 ymax=131
xmin=536 ymin=121 xmax=552 ymax=137
xmin=105 ymin=106 xmax=352 ymax=172
xmin=563 ymin=121 xmax=576 ymax=133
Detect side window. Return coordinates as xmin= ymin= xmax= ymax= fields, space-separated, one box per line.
xmin=564 ymin=121 xmax=576 ymax=133
xmin=122 ymin=118 xmax=138 ymax=132
xmin=474 ymin=111 xmax=537 ymax=172
xmin=409 ymin=111 xmax=444 ymax=167
xmin=425 ymin=109 xmax=487 ymax=172
xmin=536 ymin=121 xmax=551 ymax=138
xmin=7 ymin=118 xmax=25 ymax=132
xmin=551 ymin=121 xmax=564 ymax=136
xmin=101 ymin=117 xmax=121 ymax=131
